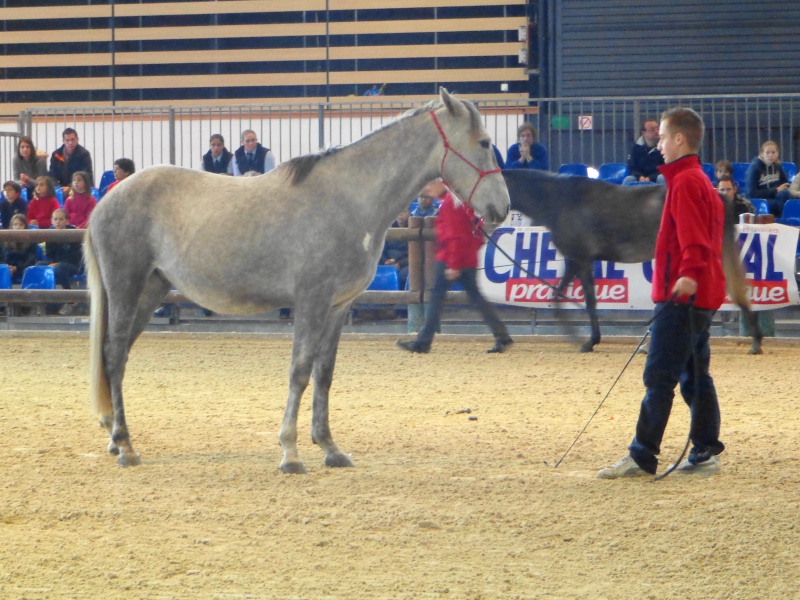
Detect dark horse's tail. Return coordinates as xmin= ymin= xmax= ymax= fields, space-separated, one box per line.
xmin=85 ymin=228 xmax=114 ymax=417
xmin=722 ymin=199 xmax=763 ymax=354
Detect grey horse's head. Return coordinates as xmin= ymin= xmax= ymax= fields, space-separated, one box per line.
xmin=433 ymin=88 xmax=510 ymax=223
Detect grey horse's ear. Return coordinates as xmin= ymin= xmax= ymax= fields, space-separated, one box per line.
xmin=440 ymin=87 xmax=464 ymax=116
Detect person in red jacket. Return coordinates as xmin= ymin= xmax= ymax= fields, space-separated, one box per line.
xmin=598 ymin=107 xmax=726 ymax=479
xmin=26 ymin=176 xmax=61 ymax=230
xmin=397 ymin=180 xmax=513 ymax=354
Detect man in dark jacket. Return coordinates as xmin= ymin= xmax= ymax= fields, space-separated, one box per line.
xmin=623 ymin=119 xmax=665 ymax=184
xmin=48 ymin=128 xmax=93 ymax=195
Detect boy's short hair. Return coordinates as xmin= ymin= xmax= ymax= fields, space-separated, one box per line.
xmin=114 ymin=158 xmax=136 ymax=175
xmin=714 ymin=160 xmax=733 ymax=174
xmin=3 ymin=180 xmax=22 ymax=194
xmin=660 ymin=107 xmax=704 ymax=149
xmin=52 ymin=207 xmax=68 ymax=219
xmin=717 ymin=175 xmax=736 ymax=188
xmin=62 ymin=127 xmax=78 ymax=139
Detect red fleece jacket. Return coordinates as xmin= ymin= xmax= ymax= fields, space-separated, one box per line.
xmin=434 ymin=191 xmax=484 ymax=270
xmin=653 ymin=155 xmax=727 ymax=310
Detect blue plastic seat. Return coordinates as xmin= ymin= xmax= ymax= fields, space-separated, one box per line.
xmin=55 ymin=187 xmax=64 ymax=206
xmin=35 ymin=244 xmax=45 ymax=261
xmin=98 ymin=170 xmax=115 ymax=198
xmin=21 ymin=265 xmax=55 ymax=290
xmin=558 ymin=163 xmax=589 ymax=177
xmin=732 ymin=162 xmax=750 ymax=192
xmin=597 ymin=162 xmax=627 ymax=184
xmin=0 ymin=264 xmax=11 ymax=289
xmin=367 ymin=265 xmax=400 ymax=291
xmin=749 ymin=198 xmax=769 ymax=215
xmin=701 ymin=163 xmax=715 ymax=182
xmin=781 ymin=199 xmax=800 ymax=220
xmin=20 ymin=187 xmax=28 ymax=202
xmin=782 ymin=162 xmax=797 ymax=182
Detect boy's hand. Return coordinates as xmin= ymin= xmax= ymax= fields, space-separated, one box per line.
xmin=672 ymin=276 xmax=697 ymax=299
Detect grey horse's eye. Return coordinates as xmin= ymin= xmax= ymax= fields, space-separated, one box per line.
xmin=480 ymin=140 xmax=490 ymax=149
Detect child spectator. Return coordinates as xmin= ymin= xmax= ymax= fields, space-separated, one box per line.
xmin=27 ymin=176 xmax=60 ymax=229
xmin=64 ymin=171 xmax=97 ymax=228
xmin=1 ymin=214 xmax=38 ymax=284
xmin=745 ymin=140 xmax=791 ymax=216
xmin=506 ymin=122 xmax=549 ymax=171
xmin=13 ymin=136 xmax=48 ymax=199
xmin=714 ymin=160 xmax=733 ymax=183
xmin=1 ymin=181 xmax=27 ymax=229
xmin=106 ymin=158 xmax=135 ymax=194
xmin=40 ymin=208 xmax=83 ymax=315
xmin=411 ymin=190 xmax=439 ymax=218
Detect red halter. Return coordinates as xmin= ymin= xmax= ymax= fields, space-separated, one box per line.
xmin=429 ymin=109 xmax=501 ymax=206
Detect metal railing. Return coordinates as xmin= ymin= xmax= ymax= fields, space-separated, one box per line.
xmin=7 ymin=94 xmax=800 ymax=183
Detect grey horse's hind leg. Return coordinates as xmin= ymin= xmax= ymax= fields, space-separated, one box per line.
xmin=102 ymin=272 xmax=172 ymax=465
xmin=740 ymin=305 xmax=764 ymax=355
xmin=310 ymin=304 xmax=354 ymax=469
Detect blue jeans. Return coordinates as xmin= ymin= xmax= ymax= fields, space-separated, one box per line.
xmin=417 ymin=261 xmax=510 ymax=347
xmin=628 ymin=302 xmax=725 ymax=474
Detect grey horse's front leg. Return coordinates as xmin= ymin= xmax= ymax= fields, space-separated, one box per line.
xmin=310 ymin=305 xmax=354 ymax=469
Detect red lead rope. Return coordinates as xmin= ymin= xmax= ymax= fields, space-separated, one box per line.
xmin=429 ymin=109 xmax=501 ymax=207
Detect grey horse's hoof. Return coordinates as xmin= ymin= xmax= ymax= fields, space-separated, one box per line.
xmin=107 ymin=442 xmax=120 ymax=455
xmin=117 ymin=453 xmax=142 ymax=467
xmin=325 ymin=453 xmax=355 ymax=468
xmin=280 ymin=461 xmax=308 ymax=475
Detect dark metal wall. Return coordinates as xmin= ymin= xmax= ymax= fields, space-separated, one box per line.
xmin=541 ymin=0 xmax=800 ymax=97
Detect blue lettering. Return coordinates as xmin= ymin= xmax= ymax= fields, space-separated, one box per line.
xmin=538 ymin=232 xmax=558 ymax=278
xmin=593 ymin=261 xmax=626 ymax=279
xmin=513 ymin=231 xmax=541 ymax=279
xmin=742 ymin=234 xmax=763 ymax=281
xmin=765 ymin=233 xmax=783 ymax=281
xmin=642 ymin=260 xmax=653 ymax=283
xmin=484 ymin=227 xmax=514 ymax=283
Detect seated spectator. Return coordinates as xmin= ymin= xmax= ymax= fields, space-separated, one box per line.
xmin=506 ymin=123 xmax=549 ymax=171
xmin=1 ymin=214 xmax=38 ymax=284
xmin=714 ymin=160 xmax=733 ymax=183
xmin=1 ymin=181 xmax=27 ymax=229
xmin=232 ymin=130 xmax=275 ymax=176
xmin=48 ymin=128 xmax=93 ymax=196
xmin=411 ymin=184 xmax=440 ymax=218
xmin=27 ymin=176 xmax=60 ymax=230
xmin=106 ymin=158 xmax=135 ymax=194
xmin=717 ymin=176 xmax=754 ymax=217
xmin=622 ymin=119 xmax=665 ymax=184
xmin=64 ymin=171 xmax=97 ymax=228
xmin=13 ymin=136 xmax=48 ymax=199
xmin=745 ymin=140 xmax=791 ymax=216
xmin=788 ymin=171 xmax=800 ymax=201
xmin=200 ymin=133 xmax=233 ymax=175
xmin=380 ymin=208 xmax=410 ymax=290
xmin=39 ymin=208 xmax=83 ymax=315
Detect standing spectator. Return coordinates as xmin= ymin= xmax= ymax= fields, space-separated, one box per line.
xmin=48 ymin=128 xmax=93 ymax=196
xmin=506 ymin=123 xmax=549 ymax=171
xmin=1 ymin=181 xmax=27 ymax=229
xmin=717 ymin=176 xmax=754 ymax=217
xmin=598 ymin=107 xmax=726 ymax=479
xmin=380 ymin=208 xmax=411 ymax=290
xmin=623 ymin=119 xmax=665 ymax=184
xmin=200 ymin=133 xmax=233 ymax=175
xmin=64 ymin=171 xmax=97 ymax=228
xmin=13 ymin=136 xmax=48 ymax=199
xmin=232 ymin=130 xmax=275 ymax=176
xmin=105 ymin=158 xmax=135 ymax=194
xmin=27 ymin=176 xmax=60 ymax=230
xmin=40 ymin=208 xmax=83 ymax=315
xmin=745 ymin=140 xmax=791 ymax=216
xmin=1 ymin=214 xmax=38 ymax=284
xmin=396 ymin=180 xmax=513 ymax=354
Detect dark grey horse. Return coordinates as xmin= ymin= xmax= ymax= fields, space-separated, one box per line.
xmin=85 ymin=89 xmax=510 ymax=472
xmin=503 ymin=168 xmax=762 ymax=354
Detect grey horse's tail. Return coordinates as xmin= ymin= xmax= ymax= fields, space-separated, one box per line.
xmin=84 ymin=228 xmax=113 ymax=418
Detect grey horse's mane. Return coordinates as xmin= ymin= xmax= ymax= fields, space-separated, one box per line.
xmin=280 ymin=96 xmax=481 ymax=186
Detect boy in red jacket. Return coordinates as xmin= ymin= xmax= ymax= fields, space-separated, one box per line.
xmin=598 ymin=107 xmax=726 ymax=479
xmin=397 ymin=180 xmax=513 ymax=354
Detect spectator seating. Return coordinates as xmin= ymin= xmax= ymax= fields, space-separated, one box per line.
xmin=732 ymin=162 xmax=749 ymax=192
xmin=701 ymin=163 xmax=715 ymax=182
xmin=20 ymin=187 xmax=28 ymax=202
xmin=0 ymin=264 xmax=11 ymax=289
xmin=778 ymin=199 xmax=800 ymax=225
xmin=558 ymin=163 xmax=589 ymax=177
xmin=783 ymin=161 xmax=797 ymax=182
xmin=98 ymin=170 xmax=115 ymax=198
xmin=597 ymin=162 xmax=627 ymax=184
xmin=55 ymin=187 xmax=64 ymax=206
xmin=749 ymin=198 xmax=769 ymax=215
xmin=21 ymin=265 xmax=55 ymax=290
xmin=367 ymin=265 xmax=400 ymax=291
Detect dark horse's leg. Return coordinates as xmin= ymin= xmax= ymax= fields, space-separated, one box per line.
xmin=310 ymin=303 xmax=354 ymax=468
xmin=102 ymin=272 xmax=171 ymax=465
xmin=556 ymin=259 xmax=601 ymax=352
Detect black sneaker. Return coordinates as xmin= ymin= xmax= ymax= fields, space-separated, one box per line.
xmin=487 ymin=338 xmax=514 ymax=354
xmin=396 ymin=340 xmax=430 ymax=354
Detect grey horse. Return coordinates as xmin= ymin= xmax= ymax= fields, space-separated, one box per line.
xmin=85 ymin=89 xmax=510 ymax=473
xmin=503 ymin=168 xmax=762 ymax=354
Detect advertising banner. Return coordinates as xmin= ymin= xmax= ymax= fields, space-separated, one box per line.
xmin=478 ymin=224 xmax=800 ymax=311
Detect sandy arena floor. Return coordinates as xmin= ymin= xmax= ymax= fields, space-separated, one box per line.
xmin=0 ymin=332 xmax=798 ymax=599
